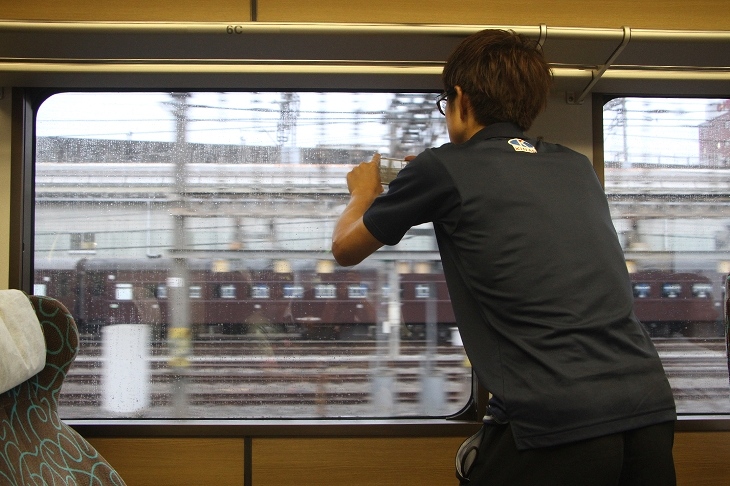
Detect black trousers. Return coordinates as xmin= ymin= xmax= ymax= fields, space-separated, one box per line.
xmin=460 ymin=421 xmax=676 ymax=486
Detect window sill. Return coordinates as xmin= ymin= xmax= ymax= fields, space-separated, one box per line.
xmin=67 ymin=415 xmax=730 ymax=438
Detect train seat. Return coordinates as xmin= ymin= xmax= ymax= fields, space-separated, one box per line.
xmin=0 ymin=292 xmax=126 ymax=485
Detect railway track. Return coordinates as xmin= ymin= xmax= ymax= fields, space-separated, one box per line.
xmin=60 ymin=335 xmax=472 ymax=415
xmin=58 ymin=336 xmax=729 ymax=417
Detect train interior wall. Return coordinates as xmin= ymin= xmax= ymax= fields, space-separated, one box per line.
xmin=89 ymin=437 xmax=466 ymax=486
xmin=84 ymin=433 xmax=730 ymax=486
xmin=1 ymin=1 xmax=729 ymax=485
xmin=0 ymin=0 xmax=728 ymax=29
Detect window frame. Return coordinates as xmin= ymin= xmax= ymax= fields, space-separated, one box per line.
xmin=597 ymin=93 xmax=730 ymax=422
xmin=10 ymin=84 xmax=730 ymax=437
xmin=13 ymin=87 xmax=487 ymax=434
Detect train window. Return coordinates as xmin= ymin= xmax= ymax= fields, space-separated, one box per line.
xmin=347 ymin=284 xmax=369 ymax=299
xmin=661 ymin=283 xmax=682 ymax=298
xmin=315 ymin=284 xmax=337 ymax=299
xmin=604 ymin=97 xmax=730 ymax=415
xmin=115 ymin=283 xmax=134 ymax=301
xmin=250 ymin=284 xmax=270 ymax=299
xmin=216 ymin=284 xmax=236 ymax=299
xmin=415 ymin=284 xmax=432 ymax=299
xmin=692 ymin=283 xmax=713 ymax=298
xmin=34 ymin=91 xmax=470 ymax=421
xmin=283 ymin=284 xmax=304 ymax=299
xmin=632 ymin=283 xmax=651 ymax=298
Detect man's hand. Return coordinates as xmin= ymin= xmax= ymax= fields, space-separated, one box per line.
xmin=347 ymin=153 xmax=384 ymax=199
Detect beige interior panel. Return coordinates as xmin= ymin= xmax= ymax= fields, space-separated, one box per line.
xmin=88 ymin=438 xmax=245 ymax=486
xmin=674 ymin=431 xmax=730 ymax=486
xmin=0 ymin=93 xmax=10 ymax=289
xmin=80 ymin=432 xmax=730 ymax=486
xmin=2 ymin=0 xmax=727 ymax=30
xmin=257 ymin=0 xmax=730 ymax=30
xmin=253 ymin=436 xmax=464 ymax=486
xmin=0 ymin=0 xmax=251 ymax=22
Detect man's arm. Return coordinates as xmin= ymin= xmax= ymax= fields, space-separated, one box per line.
xmin=331 ymin=155 xmax=385 ymax=267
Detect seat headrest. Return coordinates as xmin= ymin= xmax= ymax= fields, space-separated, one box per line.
xmin=0 ymin=290 xmax=46 ymax=394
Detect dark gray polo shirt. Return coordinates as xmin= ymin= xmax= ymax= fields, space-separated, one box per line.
xmin=363 ymin=122 xmax=676 ymax=449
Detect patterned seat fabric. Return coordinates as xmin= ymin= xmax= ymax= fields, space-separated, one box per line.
xmin=0 ymin=295 xmax=126 ymax=485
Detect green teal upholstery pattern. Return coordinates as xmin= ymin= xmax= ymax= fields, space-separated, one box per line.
xmin=0 ymin=295 xmax=126 ymax=486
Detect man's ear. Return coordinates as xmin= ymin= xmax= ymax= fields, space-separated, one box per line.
xmin=453 ymin=85 xmax=470 ymax=122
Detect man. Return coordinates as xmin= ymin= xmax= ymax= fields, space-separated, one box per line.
xmin=331 ymin=30 xmax=676 ymax=485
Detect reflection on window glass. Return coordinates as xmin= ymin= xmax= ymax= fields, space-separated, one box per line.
xmin=604 ymin=97 xmax=730 ymax=414
xmin=34 ymin=91 xmax=471 ymax=419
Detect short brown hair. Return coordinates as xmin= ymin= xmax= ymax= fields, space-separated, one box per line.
xmin=442 ymin=29 xmax=552 ymax=130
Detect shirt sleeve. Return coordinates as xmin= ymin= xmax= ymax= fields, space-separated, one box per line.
xmin=363 ymin=150 xmax=460 ymax=246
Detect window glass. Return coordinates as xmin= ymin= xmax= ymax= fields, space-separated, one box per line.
xmin=34 ymin=91 xmax=470 ymax=419
xmin=604 ymin=98 xmax=730 ymax=414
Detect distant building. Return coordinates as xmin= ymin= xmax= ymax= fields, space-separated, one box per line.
xmin=699 ymin=100 xmax=730 ymax=167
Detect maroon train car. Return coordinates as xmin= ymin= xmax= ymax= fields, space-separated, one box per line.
xmin=630 ymin=270 xmax=722 ymax=337
xmin=289 ymin=269 xmax=379 ymax=339
xmin=398 ymin=273 xmax=456 ymax=340
xmin=73 ymin=258 xmax=297 ymax=336
xmin=34 ymin=259 xmax=725 ymax=339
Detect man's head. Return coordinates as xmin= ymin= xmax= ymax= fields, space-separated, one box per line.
xmin=442 ymin=29 xmax=552 ymax=131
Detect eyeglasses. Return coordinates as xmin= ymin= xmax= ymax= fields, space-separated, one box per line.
xmin=436 ymin=91 xmax=450 ymax=116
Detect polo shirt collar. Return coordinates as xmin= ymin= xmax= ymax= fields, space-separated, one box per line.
xmin=470 ymin=122 xmax=524 ymax=141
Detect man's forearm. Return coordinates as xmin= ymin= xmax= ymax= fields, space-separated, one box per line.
xmin=331 ymin=194 xmax=383 ymax=266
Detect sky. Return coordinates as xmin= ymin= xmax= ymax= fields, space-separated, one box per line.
xmin=37 ymin=92 xmax=728 ymax=165
xmin=603 ymin=97 xmax=727 ymax=165
xmin=37 ymin=92 xmax=415 ymax=154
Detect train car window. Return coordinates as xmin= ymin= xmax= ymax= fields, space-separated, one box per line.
xmin=34 ymin=91 xmax=471 ymax=420
xmin=347 ymin=284 xmax=369 ymax=299
xmin=661 ymin=283 xmax=682 ymax=298
xmin=632 ymin=283 xmax=651 ymax=298
xmin=415 ymin=284 xmax=432 ymax=299
xmin=115 ymin=283 xmax=134 ymax=301
xmin=603 ymin=97 xmax=730 ymax=415
xmin=692 ymin=283 xmax=713 ymax=298
xmin=315 ymin=284 xmax=337 ymax=299
xmin=283 ymin=284 xmax=304 ymax=299
xmin=217 ymin=284 xmax=237 ymax=299
xmin=250 ymin=284 xmax=270 ymax=299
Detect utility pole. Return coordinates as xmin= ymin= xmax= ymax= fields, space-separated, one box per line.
xmin=277 ymin=92 xmax=300 ymax=164
xmin=167 ymin=92 xmax=192 ymax=416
